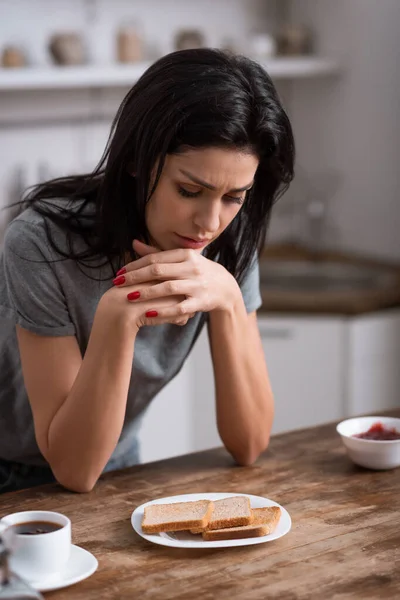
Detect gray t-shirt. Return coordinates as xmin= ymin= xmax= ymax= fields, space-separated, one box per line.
xmin=0 ymin=205 xmax=262 ymax=469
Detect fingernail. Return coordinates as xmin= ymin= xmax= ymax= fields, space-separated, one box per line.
xmin=145 ymin=310 xmax=158 ymax=318
xmin=116 ymin=267 xmax=126 ymax=276
xmin=113 ymin=275 xmax=126 ymax=286
xmin=127 ymin=291 xmax=141 ymax=301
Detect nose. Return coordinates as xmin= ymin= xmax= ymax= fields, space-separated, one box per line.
xmin=193 ymin=199 xmax=220 ymax=234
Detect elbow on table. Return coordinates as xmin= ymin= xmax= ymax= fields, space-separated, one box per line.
xmin=52 ymin=464 xmax=100 ymax=494
xmin=230 ymin=435 xmax=271 ymax=467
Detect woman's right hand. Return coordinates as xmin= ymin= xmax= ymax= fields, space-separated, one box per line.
xmin=98 ymin=283 xmax=194 ymax=332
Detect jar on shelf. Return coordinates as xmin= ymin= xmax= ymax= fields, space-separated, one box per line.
xmin=276 ymin=24 xmax=314 ymax=56
xmin=174 ymin=29 xmax=205 ymax=51
xmin=116 ymin=22 xmax=143 ymax=63
xmin=48 ymin=32 xmax=86 ymax=65
xmin=1 ymin=46 xmax=27 ymax=68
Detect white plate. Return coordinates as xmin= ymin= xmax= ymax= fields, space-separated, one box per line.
xmin=28 ymin=544 xmax=98 ymax=592
xmin=131 ymin=492 xmax=291 ymax=548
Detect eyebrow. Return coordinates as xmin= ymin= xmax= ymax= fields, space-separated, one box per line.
xmin=179 ymin=169 xmax=254 ymax=193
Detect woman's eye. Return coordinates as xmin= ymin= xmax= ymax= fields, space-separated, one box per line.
xmin=225 ymin=195 xmax=244 ymax=205
xmin=178 ymin=186 xmax=201 ymax=198
xmin=178 ymin=186 xmax=244 ymax=205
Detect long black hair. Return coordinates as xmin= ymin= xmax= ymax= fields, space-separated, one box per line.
xmin=23 ymin=48 xmax=295 ymax=282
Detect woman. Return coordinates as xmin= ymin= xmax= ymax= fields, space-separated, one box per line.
xmin=0 ymin=48 xmax=294 ymax=493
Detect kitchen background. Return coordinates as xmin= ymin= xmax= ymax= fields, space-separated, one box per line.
xmin=1 ymin=0 xmax=399 ymax=462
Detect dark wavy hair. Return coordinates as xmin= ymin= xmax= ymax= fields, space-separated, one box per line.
xmin=22 ymin=48 xmax=295 ymax=283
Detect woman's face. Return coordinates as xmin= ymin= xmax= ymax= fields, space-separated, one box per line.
xmin=145 ymin=147 xmax=259 ymax=252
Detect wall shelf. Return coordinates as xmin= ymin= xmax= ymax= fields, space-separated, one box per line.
xmin=0 ymin=58 xmax=339 ymax=92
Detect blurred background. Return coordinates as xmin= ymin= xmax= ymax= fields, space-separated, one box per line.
xmin=1 ymin=0 xmax=399 ymax=463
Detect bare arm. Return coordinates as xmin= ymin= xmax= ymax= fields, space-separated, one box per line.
xmin=17 ymin=305 xmax=135 ymax=493
xmin=17 ymin=286 xmax=185 ymax=493
xmin=208 ymin=304 xmax=274 ymax=466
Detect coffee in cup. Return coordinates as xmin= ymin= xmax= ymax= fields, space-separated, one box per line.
xmin=0 ymin=511 xmax=71 ymax=583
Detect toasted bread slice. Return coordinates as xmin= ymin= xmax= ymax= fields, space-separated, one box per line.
xmin=190 ymin=496 xmax=252 ymax=534
xmin=201 ymin=506 xmax=281 ymax=541
xmin=251 ymin=506 xmax=281 ymax=530
xmin=203 ymin=523 xmax=269 ymax=541
xmin=142 ymin=500 xmax=214 ymax=534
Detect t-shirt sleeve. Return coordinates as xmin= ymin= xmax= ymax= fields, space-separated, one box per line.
xmin=0 ymin=218 xmax=76 ymax=337
xmin=239 ymin=253 xmax=262 ymax=314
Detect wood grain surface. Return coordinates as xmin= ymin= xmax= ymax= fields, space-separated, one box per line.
xmin=1 ymin=412 xmax=399 ymax=599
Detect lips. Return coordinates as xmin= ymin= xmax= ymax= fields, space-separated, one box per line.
xmin=175 ymin=234 xmax=212 ymax=249
xmin=181 ymin=236 xmax=209 ymax=243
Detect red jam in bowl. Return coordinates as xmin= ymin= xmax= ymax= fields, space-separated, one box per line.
xmin=353 ymin=422 xmax=400 ymax=441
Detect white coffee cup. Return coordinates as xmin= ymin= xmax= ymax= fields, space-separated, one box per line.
xmin=0 ymin=510 xmax=71 ymax=583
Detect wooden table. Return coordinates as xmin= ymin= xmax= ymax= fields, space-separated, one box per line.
xmin=1 ymin=413 xmax=400 ymax=599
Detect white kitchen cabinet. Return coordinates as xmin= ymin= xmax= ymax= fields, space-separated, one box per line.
xmin=79 ymin=121 xmax=113 ymax=172
xmin=258 ymin=316 xmax=347 ymax=434
xmin=138 ymin=327 xmax=221 ymax=463
xmin=138 ymin=361 xmax=194 ymax=464
xmin=0 ymin=126 xmax=84 ymax=212
xmin=347 ymin=309 xmax=400 ymax=416
xmin=190 ymin=315 xmax=348 ymax=446
xmin=190 ymin=328 xmax=220 ymax=452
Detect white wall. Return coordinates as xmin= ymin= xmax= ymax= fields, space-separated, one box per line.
xmin=287 ymin=0 xmax=400 ymax=261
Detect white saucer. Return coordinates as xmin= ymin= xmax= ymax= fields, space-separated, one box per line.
xmin=132 ymin=492 xmax=292 ymax=549
xmin=27 ymin=544 xmax=98 ymax=592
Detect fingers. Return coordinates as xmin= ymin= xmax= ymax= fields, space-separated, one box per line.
xmin=138 ymin=315 xmax=190 ymax=327
xmin=114 ymin=261 xmax=198 ymax=287
xmin=141 ymin=299 xmax=198 ymax=324
xmin=126 ymin=280 xmax=196 ymax=302
xmin=117 ymin=247 xmax=197 ymax=276
xmin=137 ymin=308 xmax=196 ymax=328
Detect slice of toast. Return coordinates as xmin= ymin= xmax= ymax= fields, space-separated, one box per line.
xmin=250 ymin=506 xmax=281 ymax=530
xmin=202 ymin=523 xmax=269 ymax=541
xmin=202 ymin=506 xmax=281 ymax=541
xmin=142 ymin=500 xmax=214 ymax=534
xmin=190 ymin=496 xmax=252 ymax=534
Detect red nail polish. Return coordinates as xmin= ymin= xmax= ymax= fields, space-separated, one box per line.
xmin=113 ymin=275 xmax=126 ymax=286
xmin=127 ymin=291 xmax=141 ymax=301
xmin=146 ymin=310 xmax=158 ymax=318
xmin=116 ymin=267 xmax=126 ymax=276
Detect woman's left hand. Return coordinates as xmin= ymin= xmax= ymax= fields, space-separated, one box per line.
xmin=113 ymin=239 xmax=241 ymax=319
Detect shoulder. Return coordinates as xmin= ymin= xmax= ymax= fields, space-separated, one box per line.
xmin=3 ymin=199 xmax=92 ymax=261
xmin=3 ymin=208 xmax=51 ymax=260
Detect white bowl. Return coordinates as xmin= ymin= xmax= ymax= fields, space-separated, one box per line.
xmin=336 ymin=416 xmax=400 ymax=470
